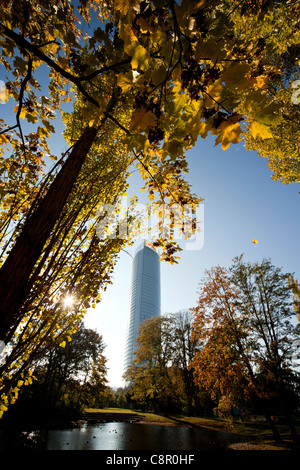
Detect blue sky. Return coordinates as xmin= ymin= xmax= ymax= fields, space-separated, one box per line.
xmin=84 ymin=134 xmax=300 ymax=388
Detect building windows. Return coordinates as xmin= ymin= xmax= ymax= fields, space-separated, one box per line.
xmin=123 ymin=241 xmax=161 ymax=374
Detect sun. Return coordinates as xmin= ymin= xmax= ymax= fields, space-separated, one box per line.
xmin=63 ymin=294 xmax=75 ymax=308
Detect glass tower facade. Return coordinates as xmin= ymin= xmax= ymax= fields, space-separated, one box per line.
xmin=123 ymin=241 xmax=161 ymax=374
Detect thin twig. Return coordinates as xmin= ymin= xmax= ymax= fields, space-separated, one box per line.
xmin=15 ymin=55 xmax=33 ymax=160
xmin=0 ymin=124 xmax=18 ymax=136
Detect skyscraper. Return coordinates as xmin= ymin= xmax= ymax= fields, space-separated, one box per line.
xmin=123 ymin=241 xmax=161 ymax=374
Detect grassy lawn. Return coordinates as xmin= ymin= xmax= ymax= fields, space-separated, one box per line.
xmin=84 ymin=408 xmax=300 ymax=449
xmin=84 ymin=407 xmax=135 ymax=414
xmin=84 ymin=407 xmax=175 ymax=425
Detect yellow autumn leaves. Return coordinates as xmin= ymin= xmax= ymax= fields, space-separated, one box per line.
xmin=118 ymin=21 xmax=150 ymax=72
xmin=114 ymin=0 xmax=283 ymax=155
xmin=213 ymin=116 xmax=242 ymax=151
xmin=0 ymin=371 xmax=34 ymax=417
xmin=120 ymin=67 xmax=275 ymax=155
xmin=250 ymin=121 xmax=273 ymax=140
xmin=129 ymin=109 xmax=157 ymax=133
xmin=114 ymin=0 xmax=141 ymax=17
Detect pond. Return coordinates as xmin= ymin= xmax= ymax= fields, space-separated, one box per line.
xmin=0 ymin=421 xmax=241 ymax=450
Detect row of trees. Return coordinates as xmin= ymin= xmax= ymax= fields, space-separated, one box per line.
xmin=1 ymin=322 xmax=115 ymax=424
xmin=0 ymin=0 xmax=299 ymax=417
xmin=124 ymin=256 xmax=300 ymax=444
xmin=124 ymin=309 xmax=204 ymax=416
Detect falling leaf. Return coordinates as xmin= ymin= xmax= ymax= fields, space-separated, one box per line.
xmin=252 ymin=239 xmax=258 ymax=244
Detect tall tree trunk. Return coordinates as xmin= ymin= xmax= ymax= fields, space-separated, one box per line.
xmin=0 ymin=125 xmax=99 ymax=342
xmin=283 ymin=405 xmax=299 ymax=445
xmin=264 ymin=408 xmax=282 ymax=444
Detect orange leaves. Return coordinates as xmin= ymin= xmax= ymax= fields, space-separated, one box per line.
xmin=191 ymin=265 xmax=249 ymax=410
xmin=191 ymin=257 xmax=300 ymax=422
xmin=0 ymin=133 xmax=10 ymax=156
xmin=212 ymin=114 xmax=243 ymax=150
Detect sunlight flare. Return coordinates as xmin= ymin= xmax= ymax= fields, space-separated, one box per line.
xmin=62 ymin=294 xmax=75 ymax=308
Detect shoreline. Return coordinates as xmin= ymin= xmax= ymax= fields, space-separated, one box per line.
xmin=135 ymin=418 xmax=292 ymax=451
xmin=137 ymin=419 xmax=179 ymax=427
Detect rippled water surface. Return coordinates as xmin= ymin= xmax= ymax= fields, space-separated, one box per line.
xmin=1 ymin=422 xmax=240 ymax=450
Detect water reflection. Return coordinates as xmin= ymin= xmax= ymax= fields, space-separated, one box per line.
xmin=0 ymin=422 xmax=240 ymax=450
xmin=0 ymin=421 xmax=242 ymax=450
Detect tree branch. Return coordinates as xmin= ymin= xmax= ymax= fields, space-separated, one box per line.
xmin=0 ymin=23 xmax=100 ymax=107
xmin=79 ymin=58 xmax=132 ymax=82
xmin=15 ymin=55 xmax=33 ymax=158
